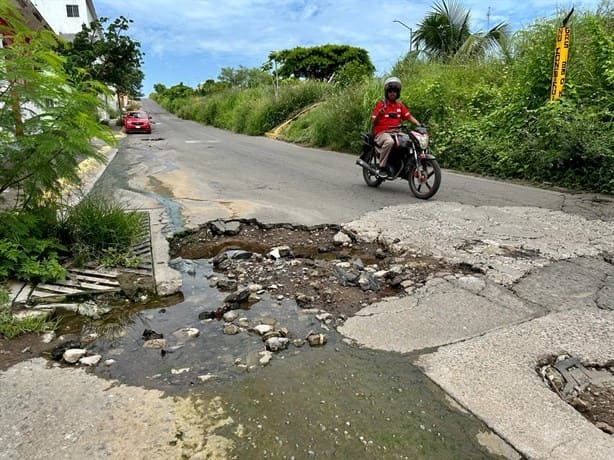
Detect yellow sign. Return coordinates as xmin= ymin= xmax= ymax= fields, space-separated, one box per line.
xmin=550 ymin=26 xmax=570 ymax=100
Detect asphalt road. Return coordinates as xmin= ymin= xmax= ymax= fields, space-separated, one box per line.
xmin=103 ymin=99 xmax=613 ymax=230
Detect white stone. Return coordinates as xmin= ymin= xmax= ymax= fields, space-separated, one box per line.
xmin=143 ymin=339 xmax=166 ymax=349
xmin=265 ymin=337 xmax=290 ymax=352
xmin=333 ymin=231 xmax=352 ymax=245
xmin=172 ymin=327 xmax=200 ymax=339
xmin=223 ymin=311 xmax=239 ymax=322
xmin=79 ymin=355 xmax=102 ymax=366
xmin=198 ymin=373 xmax=216 ymax=382
xmin=259 ymin=351 xmax=273 ymax=365
xmin=171 ymin=368 xmax=190 ymax=375
xmin=63 ymin=349 xmax=87 ymax=364
xmin=41 ymin=331 xmax=56 ymax=344
xmin=253 ymin=324 xmax=274 ymax=335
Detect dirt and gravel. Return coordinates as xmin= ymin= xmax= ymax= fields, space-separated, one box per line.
xmin=167 ymin=218 xmax=480 ymax=319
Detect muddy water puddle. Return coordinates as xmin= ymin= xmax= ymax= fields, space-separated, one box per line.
xmin=56 ymin=258 xmax=504 ymax=459
xmin=86 ymin=259 xmax=330 ymax=391
xmin=206 ymin=346 xmax=499 ymax=459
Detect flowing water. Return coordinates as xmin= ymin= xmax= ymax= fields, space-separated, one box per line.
xmin=54 ymin=258 xmax=506 ymax=459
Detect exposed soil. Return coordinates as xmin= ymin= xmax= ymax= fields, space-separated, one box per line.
xmin=539 ymin=355 xmax=614 ymax=436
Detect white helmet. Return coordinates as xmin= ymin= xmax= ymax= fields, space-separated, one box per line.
xmin=384 ymin=76 xmax=402 ymax=97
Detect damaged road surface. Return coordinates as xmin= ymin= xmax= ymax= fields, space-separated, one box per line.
xmin=1 ymin=218 xmax=516 ymax=459
xmin=2 ymin=205 xmax=614 ymax=459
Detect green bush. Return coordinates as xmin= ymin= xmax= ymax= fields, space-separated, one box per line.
xmin=0 ymin=209 xmax=67 ymax=283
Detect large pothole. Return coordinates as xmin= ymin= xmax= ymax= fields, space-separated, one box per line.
xmin=169 ymin=218 xmax=483 ymax=319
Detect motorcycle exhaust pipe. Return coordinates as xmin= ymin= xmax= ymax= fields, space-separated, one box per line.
xmin=356 ymin=158 xmax=378 ymax=176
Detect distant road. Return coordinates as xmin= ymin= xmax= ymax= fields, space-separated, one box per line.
xmin=94 ymin=99 xmax=613 ymax=230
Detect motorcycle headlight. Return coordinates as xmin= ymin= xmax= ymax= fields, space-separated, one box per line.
xmin=413 ymin=132 xmax=429 ymax=150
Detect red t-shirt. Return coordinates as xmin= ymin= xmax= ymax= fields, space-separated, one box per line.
xmin=371 ymin=100 xmax=412 ymax=135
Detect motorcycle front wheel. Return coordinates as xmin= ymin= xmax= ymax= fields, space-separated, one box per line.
xmin=362 ymin=153 xmax=383 ymax=187
xmin=408 ymin=159 xmax=441 ymax=199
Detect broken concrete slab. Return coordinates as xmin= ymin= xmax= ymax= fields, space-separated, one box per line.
xmin=344 ymin=203 xmax=614 ymax=286
xmin=338 ymin=276 xmax=540 ymax=353
xmin=149 ymin=207 xmax=182 ymax=296
xmin=415 ymin=308 xmax=614 ymax=460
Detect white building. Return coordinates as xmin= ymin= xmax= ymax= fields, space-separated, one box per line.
xmin=30 ymin=0 xmax=97 ymax=41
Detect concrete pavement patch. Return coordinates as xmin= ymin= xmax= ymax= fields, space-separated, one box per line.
xmin=338 ymin=275 xmax=542 ymax=353
xmin=513 ymin=256 xmax=614 ymax=312
xmin=415 ymin=308 xmax=614 ymax=460
xmin=340 ymin=201 xmax=614 ymax=458
xmin=0 ymin=358 xmax=227 ymax=459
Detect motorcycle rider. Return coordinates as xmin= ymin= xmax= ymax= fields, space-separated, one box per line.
xmin=368 ymin=77 xmax=421 ymax=178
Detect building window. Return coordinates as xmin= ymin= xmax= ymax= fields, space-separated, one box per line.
xmin=66 ymin=5 xmax=80 ymax=17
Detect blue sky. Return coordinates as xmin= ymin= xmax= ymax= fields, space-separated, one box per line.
xmin=94 ymin=0 xmax=602 ymax=95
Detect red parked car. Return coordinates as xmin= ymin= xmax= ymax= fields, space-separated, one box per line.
xmin=124 ymin=110 xmax=152 ymax=134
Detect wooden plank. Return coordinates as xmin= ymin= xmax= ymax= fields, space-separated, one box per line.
xmin=72 ymin=282 xmax=119 ymax=291
xmin=71 ymin=273 xmax=120 ymax=286
xmin=35 ymin=283 xmax=83 ymax=295
xmin=119 ymin=268 xmax=151 ymax=275
xmin=31 ymin=289 xmax=66 ymax=298
xmin=14 ymin=283 xmax=33 ymax=305
xmin=68 ymin=268 xmax=119 ymax=279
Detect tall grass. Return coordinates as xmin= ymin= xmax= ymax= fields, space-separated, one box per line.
xmin=0 ymin=309 xmax=57 ymax=339
xmin=59 ymin=194 xmax=144 ymax=265
xmin=158 ymin=80 xmax=333 ymax=135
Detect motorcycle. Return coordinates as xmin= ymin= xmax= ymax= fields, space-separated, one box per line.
xmin=356 ymin=123 xmax=442 ymax=199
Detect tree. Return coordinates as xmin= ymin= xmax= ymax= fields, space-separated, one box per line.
xmin=196 ymin=79 xmax=227 ymax=96
xmin=218 ymin=65 xmax=271 ymax=88
xmin=0 ymin=3 xmax=115 ymax=209
xmin=61 ymin=16 xmax=144 ymax=107
xmin=413 ymin=0 xmax=509 ymax=61
xmin=269 ymin=44 xmax=374 ymax=81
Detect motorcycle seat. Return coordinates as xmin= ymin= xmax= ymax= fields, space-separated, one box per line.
xmin=361 ymin=132 xmax=378 ymax=147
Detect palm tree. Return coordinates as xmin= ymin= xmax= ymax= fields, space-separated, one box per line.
xmin=413 ymin=0 xmax=510 ymax=61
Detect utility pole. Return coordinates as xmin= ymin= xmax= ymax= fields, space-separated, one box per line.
xmin=393 ymin=19 xmax=413 ymax=52
xmin=487 ymin=6 xmax=491 ymax=29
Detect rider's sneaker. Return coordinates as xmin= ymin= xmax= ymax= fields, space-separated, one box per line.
xmin=377 ymin=168 xmax=389 ymax=179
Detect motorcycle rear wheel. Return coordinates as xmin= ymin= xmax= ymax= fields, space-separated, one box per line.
xmin=408 ymin=159 xmax=441 ymax=199
xmin=362 ymin=153 xmax=383 ymax=187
